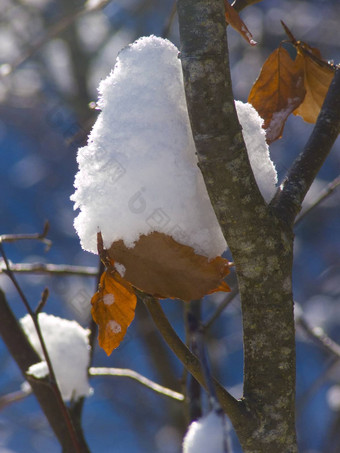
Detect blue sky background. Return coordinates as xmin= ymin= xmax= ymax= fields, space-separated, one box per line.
xmin=0 ymin=0 xmax=339 ymax=452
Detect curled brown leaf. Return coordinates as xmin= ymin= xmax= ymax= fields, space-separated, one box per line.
xmin=248 ymin=46 xmax=305 ymax=143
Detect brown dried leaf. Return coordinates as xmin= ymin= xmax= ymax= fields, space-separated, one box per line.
xmin=248 ymin=46 xmax=306 ymax=143
xmin=293 ymin=43 xmax=335 ymax=123
xmin=107 ymin=232 xmax=231 ymax=301
xmin=224 ymin=0 xmax=256 ymax=46
xmin=91 ymin=270 xmax=137 ymax=355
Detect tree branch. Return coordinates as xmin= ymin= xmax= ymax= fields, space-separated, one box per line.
xmin=0 ymin=242 xmax=83 ymax=453
xmin=177 ymin=1 xmax=298 ymax=450
xmin=272 ymin=67 xmax=340 ymax=226
xmin=0 ymin=387 xmax=32 ymax=411
xmin=176 ymin=0 xmax=280 ymax=268
xmin=203 ymin=285 xmax=239 ymax=330
xmin=0 ymin=222 xmax=51 ymax=249
xmin=0 ymin=1 xmax=111 ymax=77
xmin=89 ymin=367 xmax=184 ymax=401
xmin=185 ymin=300 xmax=203 ymax=421
xmin=142 ymin=295 xmax=252 ymax=437
xmin=295 ymin=303 xmax=340 ymax=360
xmin=161 ymin=0 xmax=177 ymax=38
xmin=294 ymin=174 xmax=340 ymax=226
xmin=0 ymin=262 xmax=97 ymax=277
xmin=0 ymin=289 xmax=90 ymax=453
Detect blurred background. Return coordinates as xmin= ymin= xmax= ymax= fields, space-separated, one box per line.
xmin=0 ymin=0 xmax=339 ymax=451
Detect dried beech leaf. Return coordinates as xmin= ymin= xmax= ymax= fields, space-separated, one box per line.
xmin=224 ymin=0 xmax=256 ymax=46
xmin=293 ymin=43 xmax=335 ymax=123
xmin=281 ymin=21 xmax=336 ymax=124
xmin=91 ymin=270 xmax=137 ymax=355
xmin=248 ymin=46 xmax=305 ymax=143
xmin=107 ymin=232 xmax=231 ymax=301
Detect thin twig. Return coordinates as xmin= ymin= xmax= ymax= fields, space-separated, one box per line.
xmin=295 ymin=302 xmax=340 ymax=414
xmin=185 ymin=300 xmax=202 ymax=421
xmin=186 ymin=306 xmax=232 ymax=452
xmin=0 ymin=289 xmax=89 ymax=451
xmin=161 ymin=1 xmax=177 ymax=38
xmin=89 ymin=367 xmax=184 ymax=401
xmin=0 ymin=262 xmax=97 ymax=277
xmin=0 ymin=387 xmax=32 ymax=411
xmin=35 ymin=288 xmax=49 ymax=314
xmin=295 ymin=175 xmax=340 ymax=226
xmin=0 ymin=243 xmax=82 ymax=453
xmin=0 ymin=221 xmax=52 ymax=250
xmin=203 ymin=286 xmax=239 ymax=330
xmin=296 ymin=357 xmax=337 ymax=416
xmin=0 ymin=1 xmax=112 ymax=77
xmin=272 ymin=67 xmax=340 ymax=226
xmin=296 ymin=307 xmax=340 ymax=359
xmin=88 ymin=258 xmax=103 ymax=365
xmin=187 ymin=305 xmax=217 ymax=403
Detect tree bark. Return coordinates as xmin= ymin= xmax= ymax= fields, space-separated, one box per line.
xmin=177 ymin=0 xmax=298 ymax=451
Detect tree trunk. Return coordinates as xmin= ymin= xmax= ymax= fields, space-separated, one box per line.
xmin=176 ymin=0 xmax=298 ymax=450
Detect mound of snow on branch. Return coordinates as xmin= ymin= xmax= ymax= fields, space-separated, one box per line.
xmin=21 ymin=313 xmax=92 ymax=402
xmin=71 ymin=35 xmax=277 ymax=258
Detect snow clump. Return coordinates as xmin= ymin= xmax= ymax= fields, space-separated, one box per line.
xmin=71 ymin=35 xmax=277 ymax=259
xmin=21 ymin=313 xmax=92 ymax=402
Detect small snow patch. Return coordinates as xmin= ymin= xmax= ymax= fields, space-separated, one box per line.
xmin=27 ymin=361 xmax=49 ymax=379
xmin=107 ymin=320 xmax=121 ymax=334
xmin=103 ymin=293 xmax=115 ymax=305
xmin=114 ymin=262 xmax=126 ymax=277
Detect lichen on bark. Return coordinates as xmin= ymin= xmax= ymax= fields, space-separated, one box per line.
xmin=177 ymin=0 xmax=298 ymax=451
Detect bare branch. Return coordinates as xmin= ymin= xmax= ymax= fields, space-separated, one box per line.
xmin=0 ymin=387 xmax=32 ymax=411
xmin=272 ymin=67 xmax=340 ymax=226
xmin=88 ymin=259 xmax=103 ymax=364
xmin=35 ymin=288 xmax=49 ymax=314
xmin=0 ymin=244 xmax=83 ymax=453
xmin=0 ymin=289 xmax=89 ymax=452
xmin=185 ymin=300 xmax=203 ymax=421
xmin=203 ymin=286 xmax=239 ymax=330
xmin=89 ymin=367 xmax=184 ymax=401
xmin=295 ymin=175 xmax=340 ymax=226
xmin=177 ymin=1 xmax=298 ymax=450
xmin=186 ymin=302 xmax=217 ymax=402
xmin=296 ymin=305 xmax=340 ymax=360
xmin=0 ymin=1 xmax=112 ymax=77
xmin=0 ymin=222 xmax=51 ymax=250
xmin=141 ymin=294 xmax=252 ymax=436
xmin=161 ymin=1 xmax=177 ymax=38
xmin=176 ymin=0 xmax=276 ymax=268
xmin=296 ymin=357 xmax=337 ymax=417
xmin=0 ymin=262 xmax=97 ymax=277
xmin=295 ymin=303 xmax=340 ymax=415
